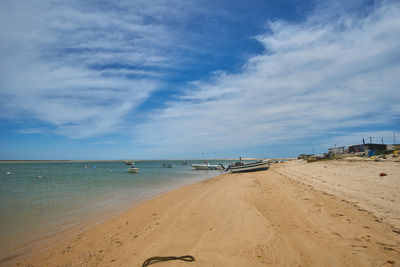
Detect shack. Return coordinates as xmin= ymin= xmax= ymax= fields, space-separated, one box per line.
xmin=348 ymin=143 xmax=387 ymax=154
xmin=298 ymin=154 xmax=312 ymax=160
xmin=365 ymin=143 xmax=387 ymax=153
xmin=348 ymin=144 xmax=365 ymax=153
xmin=328 ymin=147 xmax=345 ymax=155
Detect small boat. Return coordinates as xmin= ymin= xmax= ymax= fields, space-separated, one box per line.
xmin=227 ymin=161 xmax=270 ymax=173
xmin=127 ymin=166 xmax=139 ymax=173
xmin=182 ymin=161 xmax=188 ymax=165
xmin=192 ymin=162 xmax=224 ymax=170
xmin=125 ymin=160 xmax=135 ymax=165
xmin=162 ymin=163 xmax=173 ymax=168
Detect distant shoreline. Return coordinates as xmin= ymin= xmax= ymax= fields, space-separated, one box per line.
xmin=0 ymin=160 xmax=125 ymax=163
xmin=0 ymin=158 xmax=296 ymax=164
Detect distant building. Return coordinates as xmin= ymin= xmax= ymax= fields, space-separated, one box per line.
xmin=328 ymin=147 xmax=345 ymax=155
xmin=365 ymin=143 xmax=387 ymax=153
xmin=298 ymin=154 xmax=311 ymax=160
xmin=348 ymin=143 xmax=387 ymax=153
xmin=348 ymin=144 xmax=365 ymax=153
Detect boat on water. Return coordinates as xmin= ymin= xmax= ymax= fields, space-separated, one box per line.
xmin=162 ymin=163 xmax=173 ymax=168
xmin=227 ymin=161 xmax=270 ymax=173
xmin=192 ymin=162 xmax=224 ymax=170
xmin=127 ymin=166 xmax=139 ymax=173
xmin=125 ymin=160 xmax=135 ymax=165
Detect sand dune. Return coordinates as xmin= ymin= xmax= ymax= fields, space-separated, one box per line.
xmin=8 ymin=159 xmax=400 ymax=266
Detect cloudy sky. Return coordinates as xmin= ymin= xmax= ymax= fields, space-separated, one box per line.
xmin=1 ymin=0 xmax=399 ymax=160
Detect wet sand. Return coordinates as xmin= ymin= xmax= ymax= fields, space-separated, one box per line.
xmin=5 ymin=159 xmax=400 ymax=266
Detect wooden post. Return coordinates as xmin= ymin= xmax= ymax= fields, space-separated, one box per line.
xmin=363 ymin=138 xmax=366 ymax=156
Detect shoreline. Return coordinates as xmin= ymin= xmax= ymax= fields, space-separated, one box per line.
xmin=6 ymin=159 xmax=400 ymax=266
xmin=2 ymin=185 xmax=181 ymax=264
xmin=0 ymin=166 xmax=224 ymax=263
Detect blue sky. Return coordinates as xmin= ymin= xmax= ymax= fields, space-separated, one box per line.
xmin=0 ymin=0 xmax=399 ymax=160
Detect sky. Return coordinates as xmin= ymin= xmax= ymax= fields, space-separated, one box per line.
xmin=0 ymin=0 xmax=399 ymax=160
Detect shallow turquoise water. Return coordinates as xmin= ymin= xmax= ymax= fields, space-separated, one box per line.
xmin=0 ymin=160 xmax=234 ymax=258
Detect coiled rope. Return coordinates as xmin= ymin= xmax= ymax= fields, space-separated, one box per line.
xmin=142 ymin=255 xmax=195 ymax=266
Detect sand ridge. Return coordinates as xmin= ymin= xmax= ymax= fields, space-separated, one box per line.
xmin=7 ymin=160 xmax=400 ymax=266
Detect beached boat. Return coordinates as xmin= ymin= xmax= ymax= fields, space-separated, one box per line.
xmin=192 ymin=162 xmax=224 ymax=170
xmin=227 ymin=161 xmax=270 ymax=173
xmin=127 ymin=166 xmax=139 ymax=173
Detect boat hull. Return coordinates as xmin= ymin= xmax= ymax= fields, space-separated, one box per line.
xmin=191 ymin=164 xmax=224 ymax=170
xmin=229 ymin=162 xmax=270 ymax=173
xmin=127 ymin=167 xmax=139 ymax=173
xmin=162 ymin=164 xmax=173 ymax=168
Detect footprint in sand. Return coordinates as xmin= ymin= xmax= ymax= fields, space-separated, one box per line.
xmin=332 ymin=232 xmax=343 ymax=237
xmin=360 ymin=235 xmax=371 ymax=242
xmin=351 ymin=244 xmax=368 ymax=249
xmin=392 ymin=228 xmax=400 ymax=234
xmin=376 ymin=242 xmax=399 ymax=252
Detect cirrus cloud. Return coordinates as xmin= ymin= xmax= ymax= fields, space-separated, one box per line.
xmin=132 ymin=0 xmax=400 ymax=157
xmin=0 ymin=0 xmax=190 ymax=138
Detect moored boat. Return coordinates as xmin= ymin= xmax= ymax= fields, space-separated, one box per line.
xmin=192 ymin=162 xmax=224 ymax=170
xmin=162 ymin=163 xmax=173 ymax=168
xmin=227 ymin=161 xmax=270 ymax=173
xmin=127 ymin=166 xmax=139 ymax=173
xmin=125 ymin=160 xmax=135 ymax=165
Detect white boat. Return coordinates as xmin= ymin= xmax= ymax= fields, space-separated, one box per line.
xmin=127 ymin=166 xmax=139 ymax=173
xmin=192 ymin=162 xmax=224 ymax=170
xmin=162 ymin=163 xmax=173 ymax=168
xmin=125 ymin=160 xmax=135 ymax=165
xmin=228 ymin=161 xmax=270 ymax=173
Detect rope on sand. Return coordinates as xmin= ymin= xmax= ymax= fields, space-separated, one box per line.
xmin=142 ymin=255 xmax=195 ymax=266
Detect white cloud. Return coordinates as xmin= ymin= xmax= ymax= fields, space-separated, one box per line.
xmin=14 ymin=128 xmax=48 ymax=135
xmin=89 ymin=140 xmax=117 ymax=145
xmin=1 ymin=0 xmax=399 ymax=158
xmin=133 ymin=1 xmax=400 ymax=157
xmin=0 ymin=0 xmax=185 ymax=137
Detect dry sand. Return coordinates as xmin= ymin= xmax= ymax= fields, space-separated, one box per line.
xmin=274 ymin=157 xmax=400 ymax=228
xmin=4 ymin=159 xmax=400 ymax=266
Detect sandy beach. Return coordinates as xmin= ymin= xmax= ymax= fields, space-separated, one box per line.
xmin=5 ymin=158 xmax=400 ymax=266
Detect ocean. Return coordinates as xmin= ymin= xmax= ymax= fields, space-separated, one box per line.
xmin=0 ymin=160 xmax=236 ymax=260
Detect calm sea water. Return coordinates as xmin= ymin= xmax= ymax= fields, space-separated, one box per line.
xmin=0 ymin=160 xmax=236 ymax=259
